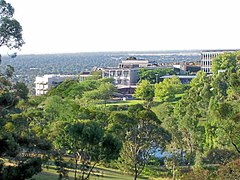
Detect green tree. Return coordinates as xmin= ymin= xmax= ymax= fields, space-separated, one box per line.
xmin=133 ymin=80 xmax=154 ymax=106
xmin=0 ymin=7 xmax=48 ymax=172
xmin=209 ymin=53 xmax=240 ymax=154
xmin=82 ymin=82 xmax=117 ymax=106
xmin=0 ymin=0 xmax=24 ymax=114
xmin=173 ymin=71 xmax=212 ymax=166
xmin=211 ymin=51 xmax=239 ymax=74
xmin=0 ymin=0 xmax=24 ymax=52
xmin=55 ymin=120 xmax=120 ymax=180
xmin=138 ymin=68 xmax=175 ymax=84
xmin=0 ymin=110 xmax=51 ymax=180
xmin=210 ymin=100 xmax=240 ymax=154
xmin=107 ymin=111 xmax=134 ymax=140
xmin=14 ymin=82 xmax=29 ymax=100
xmin=119 ymin=105 xmax=171 ymax=180
xmin=155 ymin=75 xmax=182 ymax=102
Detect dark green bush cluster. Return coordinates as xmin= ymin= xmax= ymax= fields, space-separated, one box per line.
xmin=0 ymin=158 xmax=42 ymax=180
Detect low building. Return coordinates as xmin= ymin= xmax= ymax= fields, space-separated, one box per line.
xmin=160 ymin=75 xmax=196 ymax=84
xmin=35 ymin=74 xmax=77 ymax=95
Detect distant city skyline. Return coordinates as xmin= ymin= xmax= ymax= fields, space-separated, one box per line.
xmin=2 ymin=0 xmax=240 ymax=55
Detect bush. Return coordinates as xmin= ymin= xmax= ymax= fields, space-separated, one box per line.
xmin=0 ymin=158 xmax=42 ymax=180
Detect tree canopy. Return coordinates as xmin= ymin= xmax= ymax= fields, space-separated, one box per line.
xmin=155 ymin=75 xmax=183 ymax=102
xmin=0 ymin=0 xmax=24 ymax=51
xmin=138 ymin=68 xmax=175 ymax=84
xmin=133 ymin=80 xmax=154 ymax=105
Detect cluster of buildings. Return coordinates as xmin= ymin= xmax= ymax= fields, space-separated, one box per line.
xmin=35 ymin=49 xmax=238 ymax=96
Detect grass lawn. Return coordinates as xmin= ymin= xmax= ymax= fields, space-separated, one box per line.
xmin=30 ymin=166 xmax=149 ymax=180
xmin=106 ymin=99 xmax=144 ymax=106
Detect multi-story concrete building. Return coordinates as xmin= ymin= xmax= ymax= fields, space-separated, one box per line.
xmin=102 ymin=67 xmax=138 ymax=87
xmin=102 ymin=58 xmax=163 ymax=95
xmin=201 ymin=49 xmax=238 ymax=73
xmin=35 ymin=74 xmax=77 ymax=95
xmin=102 ymin=59 xmax=159 ymax=87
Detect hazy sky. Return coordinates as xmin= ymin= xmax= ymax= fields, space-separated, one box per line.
xmin=3 ymin=0 xmax=240 ymax=54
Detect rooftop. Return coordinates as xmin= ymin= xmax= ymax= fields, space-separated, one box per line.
xmin=201 ymin=49 xmax=239 ymax=53
xmin=160 ymin=75 xmax=196 ymax=79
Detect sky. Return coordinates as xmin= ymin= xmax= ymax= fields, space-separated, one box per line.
xmin=2 ymin=0 xmax=240 ymax=54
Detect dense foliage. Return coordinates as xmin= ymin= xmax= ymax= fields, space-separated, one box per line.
xmin=138 ymin=68 xmax=175 ymax=84
xmin=154 ymin=51 xmax=240 ymax=179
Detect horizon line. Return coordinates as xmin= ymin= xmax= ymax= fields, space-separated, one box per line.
xmin=2 ymin=48 xmax=240 ymax=56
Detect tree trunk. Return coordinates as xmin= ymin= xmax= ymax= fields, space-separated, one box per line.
xmin=133 ymin=165 xmax=138 ymax=180
xmin=186 ymin=130 xmax=193 ymax=168
xmin=134 ymin=173 xmax=138 ymax=180
xmin=172 ymin=165 xmax=176 ymax=180
xmin=81 ymin=161 xmax=86 ymax=180
xmin=74 ymin=159 xmax=78 ymax=180
xmin=85 ymin=162 xmax=97 ymax=180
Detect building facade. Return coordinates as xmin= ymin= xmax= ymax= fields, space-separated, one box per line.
xmin=201 ymin=50 xmax=237 ymax=73
xmin=35 ymin=74 xmax=77 ymax=95
xmin=102 ymin=68 xmax=138 ymax=87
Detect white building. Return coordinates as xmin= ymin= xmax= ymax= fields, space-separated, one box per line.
xmin=201 ymin=50 xmax=238 ymax=73
xmin=35 ymin=74 xmax=77 ymax=95
xmin=102 ymin=59 xmax=158 ymax=88
xmin=102 ymin=67 xmax=138 ymax=88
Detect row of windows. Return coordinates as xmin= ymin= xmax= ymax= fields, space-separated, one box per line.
xmin=201 ymin=60 xmax=212 ymax=66
xmin=104 ymin=71 xmax=130 ymax=77
xmin=201 ymin=53 xmax=219 ymax=60
xmin=201 ymin=67 xmax=211 ymax=73
xmin=115 ymin=79 xmax=130 ymax=85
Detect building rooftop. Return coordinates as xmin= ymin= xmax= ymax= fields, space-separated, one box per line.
xmin=121 ymin=60 xmax=149 ymax=64
xmin=201 ymin=49 xmax=239 ymax=53
xmin=102 ymin=67 xmax=138 ymax=70
xmin=160 ymin=75 xmax=196 ymax=79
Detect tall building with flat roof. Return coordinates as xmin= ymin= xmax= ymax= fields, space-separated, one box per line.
xmin=201 ymin=49 xmax=238 ymax=73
